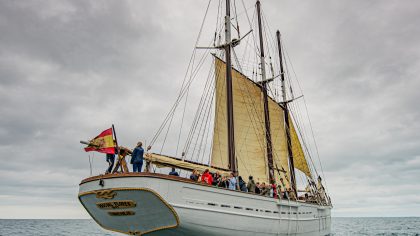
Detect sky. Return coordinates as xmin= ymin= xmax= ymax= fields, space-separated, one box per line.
xmin=1 ymin=0 xmax=420 ymax=219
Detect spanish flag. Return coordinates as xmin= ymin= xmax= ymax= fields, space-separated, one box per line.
xmin=84 ymin=128 xmax=116 ymax=154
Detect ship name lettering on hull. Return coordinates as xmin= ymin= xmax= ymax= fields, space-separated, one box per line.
xmin=96 ymin=200 xmax=137 ymax=209
xmin=108 ymin=210 xmax=135 ymax=216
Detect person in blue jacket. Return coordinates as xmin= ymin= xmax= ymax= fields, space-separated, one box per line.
xmin=131 ymin=142 xmax=144 ymax=172
xmin=168 ymin=167 xmax=179 ymax=176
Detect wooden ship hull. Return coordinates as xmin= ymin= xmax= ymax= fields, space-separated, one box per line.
xmin=79 ymin=173 xmax=331 ymax=235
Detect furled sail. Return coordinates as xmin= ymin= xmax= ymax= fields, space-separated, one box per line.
xmin=145 ymin=153 xmax=232 ymax=176
xmin=211 ymin=57 xmax=290 ymax=184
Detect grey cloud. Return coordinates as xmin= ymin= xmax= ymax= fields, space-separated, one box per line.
xmin=1 ymin=0 xmax=420 ymax=218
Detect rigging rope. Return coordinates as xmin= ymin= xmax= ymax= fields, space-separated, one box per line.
xmin=175 ymin=88 xmax=189 ymax=159
xmin=284 ymin=46 xmax=329 ymax=194
xmin=147 ymin=1 xmax=329 ymax=200
xmin=182 ymin=54 xmax=215 ymax=158
xmin=149 ymin=0 xmax=212 ymax=147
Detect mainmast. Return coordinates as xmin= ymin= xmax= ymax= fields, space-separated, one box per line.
xmin=276 ymin=30 xmax=297 ymax=196
xmin=225 ymin=0 xmax=237 ymax=174
xmin=256 ymin=0 xmax=275 ymax=183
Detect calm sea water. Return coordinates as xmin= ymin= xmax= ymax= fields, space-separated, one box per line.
xmin=0 ymin=218 xmax=419 ymax=235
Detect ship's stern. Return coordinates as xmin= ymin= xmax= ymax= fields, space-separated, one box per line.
xmin=78 ymin=177 xmax=179 ymax=235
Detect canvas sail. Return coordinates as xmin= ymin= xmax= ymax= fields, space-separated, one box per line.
xmin=269 ymin=100 xmax=290 ymax=186
xmin=289 ymin=118 xmax=312 ymax=177
xmin=211 ymin=57 xmax=291 ymax=184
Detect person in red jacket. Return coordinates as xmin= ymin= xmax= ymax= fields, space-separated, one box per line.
xmin=271 ymin=181 xmax=278 ymax=199
xmin=201 ymin=169 xmax=213 ymax=185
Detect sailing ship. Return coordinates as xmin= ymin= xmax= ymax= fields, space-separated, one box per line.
xmin=79 ymin=1 xmax=332 ymax=235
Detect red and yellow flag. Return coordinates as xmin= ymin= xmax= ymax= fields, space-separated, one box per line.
xmin=84 ymin=128 xmax=116 ymax=154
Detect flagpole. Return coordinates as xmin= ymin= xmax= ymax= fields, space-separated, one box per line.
xmin=112 ymin=124 xmax=119 ymax=151
xmin=88 ymin=154 xmax=93 ymax=176
xmin=111 ymin=124 xmax=121 ymax=173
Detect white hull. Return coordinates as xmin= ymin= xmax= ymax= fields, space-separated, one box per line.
xmin=79 ymin=173 xmax=331 ymax=235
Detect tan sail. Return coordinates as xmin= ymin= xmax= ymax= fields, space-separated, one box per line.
xmin=289 ymin=118 xmax=312 ymax=177
xmin=211 ymin=57 xmax=290 ymax=184
xmin=269 ymin=100 xmax=290 ymax=187
xmin=211 ymin=57 xmax=266 ymax=183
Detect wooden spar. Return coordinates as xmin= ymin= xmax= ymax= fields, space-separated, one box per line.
xmin=225 ymin=0 xmax=237 ymax=175
xmin=256 ymin=0 xmax=275 ymax=184
xmin=111 ymin=124 xmax=119 ymax=153
xmin=111 ymin=124 xmax=123 ymax=173
xmin=276 ymin=30 xmax=297 ymax=197
xmin=80 ymin=140 xmax=93 ymax=146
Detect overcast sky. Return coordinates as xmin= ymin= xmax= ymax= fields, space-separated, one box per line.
xmin=1 ymin=0 xmax=420 ymax=219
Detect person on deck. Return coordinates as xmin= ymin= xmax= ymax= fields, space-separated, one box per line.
xmin=201 ymin=169 xmax=213 ymax=185
xmin=269 ymin=185 xmax=274 ymax=198
xmin=228 ymin=173 xmax=237 ymax=190
xmin=288 ymin=188 xmax=296 ymax=201
xmin=105 ymin=152 xmax=115 ymax=174
xmin=220 ymin=174 xmax=226 ymax=186
xmin=217 ymin=175 xmax=229 ymax=188
xmin=255 ymin=182 xmax=261 ymax=194
xmin=260 ymin=182 xmax=269 ymax=196
xmin=238 ymin=176 xmax=247 ymax=192
xmin=277 ymin=184 xmax=282 ymax=198
xmin=271 ymin=181 xmax=278 ymax=199
xmin=131 ymin=142 xmax=144 ymax=172
xmin=212 ymin=171 xmax=222 ymax=186
xmin=279 ymin=177 xmax=289 ymax=200
xmin=247 ymin=176 xmax=256 ymax=193
xmin=169 ymin=167 xmax=179 ymax=176
xmin=190 ymin=169 xmax=199 ymax=181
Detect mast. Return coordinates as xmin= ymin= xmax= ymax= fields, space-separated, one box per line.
xmin=256 ymin=0 xmax=275 ymax=183
xmin=225 ymin=0 xmax=237 ymax=174
xmin=276 ymin=30 xmax=297 ymax=196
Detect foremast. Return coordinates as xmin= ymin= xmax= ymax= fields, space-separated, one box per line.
xmin=224 ymin=0 xmax=237 ymax=175
xmin=276 ymin=30 xmax=298 ymax=197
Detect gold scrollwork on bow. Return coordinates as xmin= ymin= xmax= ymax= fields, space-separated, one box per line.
xmin=95 ymin=190 xmax=116 ymax=199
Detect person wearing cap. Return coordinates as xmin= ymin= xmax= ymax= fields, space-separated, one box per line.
xmin=131 ymin=142 xmax=144 ymax=172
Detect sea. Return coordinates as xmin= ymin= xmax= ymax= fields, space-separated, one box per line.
xmin=0 ymin=218 xmax=419 ymax=236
